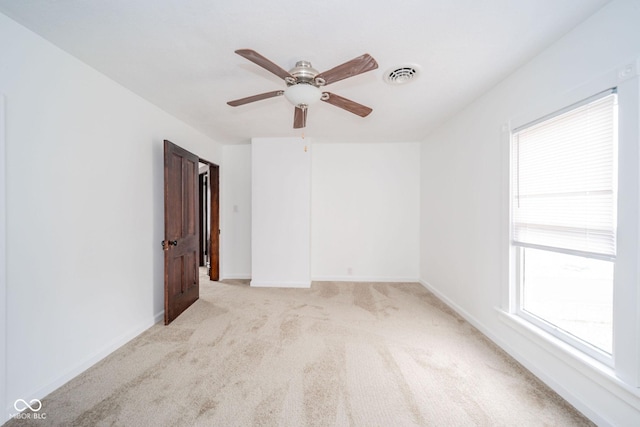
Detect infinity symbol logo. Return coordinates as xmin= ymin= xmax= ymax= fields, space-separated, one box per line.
xmin=14 ymin=398 xmax=42 ymax=412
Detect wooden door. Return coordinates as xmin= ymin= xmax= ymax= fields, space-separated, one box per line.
xmin=164 ymin=140 xmax=199 ymax=325
xmin=209 ymin=163 xmax=220 ymax=281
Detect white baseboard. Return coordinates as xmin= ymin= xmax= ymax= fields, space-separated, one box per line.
xmin=153 ymin=310 xmax=164 ymax=324
xmin=250 ymin=280 xmax=311 ymax=288
xmin=312 ymin=276 xmax=419 ymax=283
xmin=224 ymin=277 xmax=420 ymax=284
xmin=3 ymin=313 xmax=160 ymax=423
xmin=417 ymin=279 xmax=640 ymax=427
xmin=220 ymin=274 xmax=251 ymax=280
xmin=496 ymin=309 xmax=640 ymax=425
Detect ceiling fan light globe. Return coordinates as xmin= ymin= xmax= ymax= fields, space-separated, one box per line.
xmin=284 ymin=84 xmax=322 ymax=107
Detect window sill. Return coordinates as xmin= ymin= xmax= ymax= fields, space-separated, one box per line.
xmin=496 ymin=308 xmax=640 ymax=408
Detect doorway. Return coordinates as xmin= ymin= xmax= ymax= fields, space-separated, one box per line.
xmin=163 ymin=140 xmax=219 ymax=325
xmin=198 ymin=159 xmax=220 ymax=281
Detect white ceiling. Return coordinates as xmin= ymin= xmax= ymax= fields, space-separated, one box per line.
xmin=0 ymin=0 xmax=610 ymax=144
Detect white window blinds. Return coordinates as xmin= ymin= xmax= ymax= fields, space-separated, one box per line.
xmin=511 ymin=90 xmax=617 ymax=260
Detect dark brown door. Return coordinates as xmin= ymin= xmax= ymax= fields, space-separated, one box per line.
xmin=209 ymin=163 xmax=220 ymax=281
xmin=164 ymin=140 xmax=199 ymax=325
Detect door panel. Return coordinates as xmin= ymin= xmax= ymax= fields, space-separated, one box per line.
xmin=164 ymin=140 xmax=199 ymax=325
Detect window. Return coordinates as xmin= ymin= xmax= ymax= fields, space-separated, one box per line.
xmin=511 ymin=90 xmax=617 ymax=362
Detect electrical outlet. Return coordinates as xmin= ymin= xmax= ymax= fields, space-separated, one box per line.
xmin=347 ymin=267 xmax=353 ymax=275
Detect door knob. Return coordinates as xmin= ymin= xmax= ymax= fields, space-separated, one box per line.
xmin=162 ymin=240 xmax=178 ymax=250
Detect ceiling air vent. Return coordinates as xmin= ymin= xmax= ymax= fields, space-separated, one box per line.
xmin=384 ymin=65 xmax=420 ymax=85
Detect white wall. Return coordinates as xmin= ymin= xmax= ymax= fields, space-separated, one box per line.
xmin=420 ymin=0 xmax=640 ymax=424
xmin=221 ymin=144 xmax=252 ymax=279
xmin=251 ymin=137 xmax=311 ymax=287
xmin=221 ymin=141 xmax=422 ymax=284
xmin=312 ymin=142 xmax=420 ymax=282
xmin=0 ymin=13 xmax=222 ymax=422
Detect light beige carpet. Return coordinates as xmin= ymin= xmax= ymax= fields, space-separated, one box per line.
xmin=5 ymin=278 xmax=594 ymax=426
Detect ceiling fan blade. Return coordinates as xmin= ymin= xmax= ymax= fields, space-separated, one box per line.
xmin=316 ymin=53 xmax=378 ymax=86
xmin=321 ymin=92 xmax=372 ymax=117
xmin=293 ymin=106 xmax=307 ymax=129
xmin=227 ymin=90 xmax=283 ymax=107
xmin=235 ymin=49 xmax=293 ymax=81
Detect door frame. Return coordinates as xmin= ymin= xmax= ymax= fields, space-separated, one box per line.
xmin=0 ymin=94 xmax=7 ymax=422
xmin=199 ymin=158 xmax=220 ymax=281
xmin=198 ymin=171 xmax=207 ymax=267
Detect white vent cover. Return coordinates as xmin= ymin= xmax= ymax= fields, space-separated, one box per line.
xmin=384 ymin=65 xmax=420 ymax=85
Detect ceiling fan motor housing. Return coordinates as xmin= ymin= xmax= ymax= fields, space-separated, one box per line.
xmin=287 ymin=60 xmax=321 ymax=86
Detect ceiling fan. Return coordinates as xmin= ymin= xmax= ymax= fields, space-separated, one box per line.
xmin=227 ymin=49 xmax=378 ymax=129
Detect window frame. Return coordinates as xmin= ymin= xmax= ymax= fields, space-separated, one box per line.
xmin=502 ymin=64 xmax=640 ymax=387
xmin=510 ymin=89 xmax=618 ymax=366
